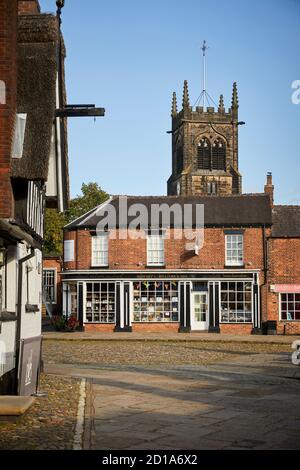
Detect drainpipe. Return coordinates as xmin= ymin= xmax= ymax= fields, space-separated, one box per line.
xmin=14 ymin=246 xmax=35 ymax=394
xmin=260 ymin=224 xmax=268 ymax=333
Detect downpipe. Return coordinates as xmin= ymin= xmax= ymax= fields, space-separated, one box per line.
xmin=14 ymin=246 xmax=35 ymax=394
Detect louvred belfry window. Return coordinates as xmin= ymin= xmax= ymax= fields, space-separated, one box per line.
xmin=212 ymin=138 xmax=226 ymax=170
xmin=176 ymin=147 xmax=183 ymax=174
xmin=197 ymin=138 xmax=210 ymax=169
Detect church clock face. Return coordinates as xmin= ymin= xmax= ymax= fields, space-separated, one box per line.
xmin=176 ymin=182 xmax=181 ymax=195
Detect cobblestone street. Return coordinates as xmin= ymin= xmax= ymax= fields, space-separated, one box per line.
xmin=44 ymin=337 xmax=300 ymax=450
xmin=0 ymin=375 xmax=79 ymax=450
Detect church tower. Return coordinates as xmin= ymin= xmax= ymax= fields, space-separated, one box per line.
xmin=167 ymin=81 xmax=243 ymax=196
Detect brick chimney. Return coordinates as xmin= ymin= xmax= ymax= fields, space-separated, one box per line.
xmin=18 ymin=0 xmax=40 ymax=15
xmin=264 ymin=172 xmax=274 ymax=206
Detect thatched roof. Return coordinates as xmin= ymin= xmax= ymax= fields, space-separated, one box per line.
xmin=12 ymin=14 xmax=69 ymax=197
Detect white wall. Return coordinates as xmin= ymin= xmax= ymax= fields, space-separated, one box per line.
xmin=18 ymin=244 xmax=42 ymax=340
xmin=45 ymin=124 xmax=58 ymax=198
xmin=0 ymin=322 xmax=16 ymax=378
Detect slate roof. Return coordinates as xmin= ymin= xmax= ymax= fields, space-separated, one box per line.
xmin=65 ymin=194 xmax=273 ymax=230
xmin=272 ymin=206 xmax=300 ymax=238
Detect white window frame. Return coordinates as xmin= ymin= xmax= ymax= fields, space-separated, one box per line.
xmin=279 ymin=293 xmax=300 ymax=322
xmin=84 ymin=281 xmax=116 ymax=323
xmin=12 ymin=113 xmax=27 ymax=159
xmin=64 ymin=240 xmax=75 ymax=262
xmin=220 ymin=281 xmax=253 ymax=324
xmin=43 ymin=269 xmax=57 ymax=304
xmin=0 ymin=80 xmax=6 ymax=104
xmin=225 ymin=233 xmax=244 ymax=266
xmin=91 ymin=233 xmax=109 ymax=267
xmin=147 ymin=233 xmax=165 ymax=266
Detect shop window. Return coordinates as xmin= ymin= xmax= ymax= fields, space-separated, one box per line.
xmin=280 ymin=293 xmax=300 ymax=321
xmin=133 ymin=281 xmax=179 ymax=322
xmin=220 ymin=281 xmax=252 ymax=323
xmin=85 ymin=282 xmax=115 ymax=323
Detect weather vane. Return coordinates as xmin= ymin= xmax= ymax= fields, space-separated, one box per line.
xmin=201 ymin=40 xmax=209 ymax=95
xmin=193 ymin=40 xmax=216 ymax=108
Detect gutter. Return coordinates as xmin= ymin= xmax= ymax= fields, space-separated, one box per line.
xmin=0 ymin=219 xmax=40 ymax=248
xmin=14 ymin=247 xmax=35 ymax=394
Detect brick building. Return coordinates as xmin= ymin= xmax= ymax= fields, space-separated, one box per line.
xmin=57 ymin=81 xmax=300 ymax=335
xmin=0 ymin=0 xmax=69 ymax=395
xmin=266 ymin=205 xmax=300 ymax=335
xmin=61 ymin=193 xmax=271 ymax=334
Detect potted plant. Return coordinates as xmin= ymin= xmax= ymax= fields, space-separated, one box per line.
xmin=51 ymin=315 xmax=66 ymax=331
xmin=65 ymin=315 xmax=79 ymax=332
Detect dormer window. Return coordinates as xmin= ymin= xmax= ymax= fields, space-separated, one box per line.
xmin=12 ymin=113 xmax=27 ymax=159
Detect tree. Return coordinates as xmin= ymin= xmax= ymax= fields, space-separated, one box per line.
xmin=44 ymin=209 xmax=66 ymax=255
xmin=44 ymin=182 xmax=109 ymax=255
xmin=65 ymin=182 xmax=109 ymax=224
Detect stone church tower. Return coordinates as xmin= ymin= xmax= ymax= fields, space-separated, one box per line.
xmin=167 ymin=81 xmax=242 ymax=196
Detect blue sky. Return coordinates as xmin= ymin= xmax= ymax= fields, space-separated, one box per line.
xmin=40 ymin=0 xmax=300 ymax=204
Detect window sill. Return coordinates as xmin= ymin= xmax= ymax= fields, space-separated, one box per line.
xmin=220 ymin=322 xmax=253 ymax=324
xmin=146 ymin=265 xmax=166 ymax=269
xmin=224 ymin=264 xmax=245 ymax=269
xmin=90 ymin=265 xmax=109 ymax=269
xmin=280 ymin=319 xmax=300 ymax=322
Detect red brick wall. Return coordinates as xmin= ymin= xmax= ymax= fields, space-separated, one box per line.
xmin=84 ymin=324 xmax=115 ymax=333
xmin=267 ymin=238 xmax=300 ymax=334
xmin=220 ymin=324 xmax=253 ymax=335
xmin=132 ymin=323 xmax=180 ymax=333
xmin=64 ymin=227 xmax=265 ymax=273
xmin=18 ymin=0 xmax=40 ymax=14
xmin=0 ymin=0 xmax=17 ymax=219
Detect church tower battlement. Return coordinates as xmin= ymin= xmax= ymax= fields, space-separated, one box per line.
xmin=167 ymin=81 xmax=243 ymax=196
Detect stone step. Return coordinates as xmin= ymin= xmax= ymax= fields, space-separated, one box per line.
xmin=0 ymin=396 xmax=35 ymax=416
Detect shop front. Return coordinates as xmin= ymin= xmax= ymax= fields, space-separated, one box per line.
xmin=61 ymin=270 xmax=260 ymax=334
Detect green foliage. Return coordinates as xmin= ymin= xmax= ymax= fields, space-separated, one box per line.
xmin=65 ymin=182 xmax=109 ymax=224
xmin=44 ymin=182 xmax=109 ymax=256
xmin=44 ymin=209 xmax=66 ymax=255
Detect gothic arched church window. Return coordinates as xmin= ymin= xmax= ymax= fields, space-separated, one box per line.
xmin=197 ymin=138 xmax=210 ymax=170
xmin=212 ymin=138 xmax=226 ymax=170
